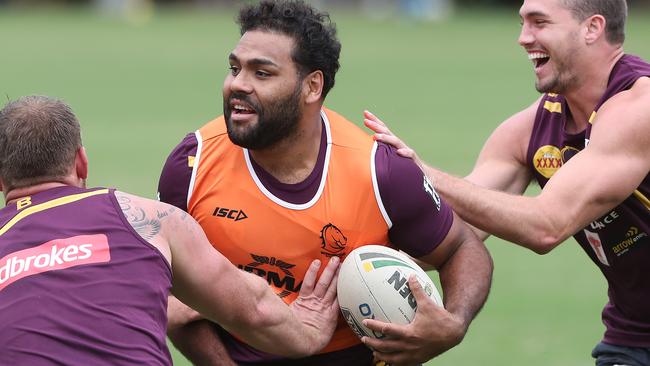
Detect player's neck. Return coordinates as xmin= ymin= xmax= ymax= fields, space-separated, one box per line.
xmin=249 ymin=112 xmax=323 ymax=185
xmin=564 ymin=49 xmax=624 ymax=132
xmin=4 ymin=182 xmax=71 ymax=206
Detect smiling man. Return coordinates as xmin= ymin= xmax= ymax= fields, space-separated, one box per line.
xmin=365 ymin=0 xmax=650 ymax=365
xmin=158 ymin=1 xmax=492 ymax=365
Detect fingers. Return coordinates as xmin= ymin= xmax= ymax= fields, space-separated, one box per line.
xmin=364 ymin=119 xmax=391 ymax=135
xmin=396 ymin=148 xmax=416 ymax=159
xmin=323 ymin=259 xmax=340 ymax=303
xmin=363 ymin=110 xmax=392 ymax=135
xmin=299 ymin=259 xmax=321 ymax=296
xmin=313 ymin=256 xmax=340 ymax=298
xmin=373 ymin=133 xmax=409 ymax=150
xmin=408 ymin=275 xmax=431 ymax=309
xmin=363 ymin=318 xmax=409 ymax=339
xmin=364 ymin=110 xmax=386 ymax=127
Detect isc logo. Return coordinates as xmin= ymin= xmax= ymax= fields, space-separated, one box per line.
xmin=212 ymin=207 xmax=248 ymax=221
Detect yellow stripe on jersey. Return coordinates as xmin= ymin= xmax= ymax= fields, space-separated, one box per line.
xmin=589 ymin=111 xmax=597 ymax=124
xmin=188 ymin=155 xmax=195 ymax=168
xmin=0 ymin=189 xmax=110 ymax=237
xmin=543 ymin=101 xmax=562 ymax=114
xmin=547 ymin=93 xmax=558 ymax=97
xmin=633 ymin=190 xmax=650 ymax=211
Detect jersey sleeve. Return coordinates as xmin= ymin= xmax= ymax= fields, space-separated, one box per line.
xmin=375 ymin=142 xmax=454 ymax=258
xmin=157 ymin=133 xmax=198 ymax=212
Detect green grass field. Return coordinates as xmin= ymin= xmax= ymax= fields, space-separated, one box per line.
xmin=1 ymin=4 xmax=649 ymax=365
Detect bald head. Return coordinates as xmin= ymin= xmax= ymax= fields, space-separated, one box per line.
xmin=0 ymin=96 xmax=82 ymax=191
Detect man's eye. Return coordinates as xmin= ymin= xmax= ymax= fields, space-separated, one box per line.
xmin=256 ymin=70 xmax=270 ymax=77
xmin=229 ymin=66 xmax=239 ymax=75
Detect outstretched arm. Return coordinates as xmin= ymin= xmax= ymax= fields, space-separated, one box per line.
xmin=435 ymin=82 xmax=650 ymax=253
xmin=365 ymin=103 xmax=535 ymax=242
xmin=116 ymin=191 xmax=340 ymax=358
xmin=366 ymin=78 xmax=650 ymax=253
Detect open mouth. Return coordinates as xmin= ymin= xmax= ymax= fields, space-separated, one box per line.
xmin=528 ymin=51 xmax=550 ymax=69
xmin=231 ymin=99 xmax=257 ymax=115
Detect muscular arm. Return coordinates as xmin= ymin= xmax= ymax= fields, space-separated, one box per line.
xmin=365 ymin=104 xmax=536 ymax=242
xmin=157 ymin=133 xmax=236 ymax=364
xmin=417 ymin=214 xmax=493 ymax=337
xmin=460 ymin=102 xmax=537 ymax=239
xmin=116 ymin=191 xmax=340 ymax=358
xmin=429 ymin=79 xmax=650 ymax=253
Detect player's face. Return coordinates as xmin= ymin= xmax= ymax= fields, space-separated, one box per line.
xmin=223 ymin=30 xmax=304 ymax=150
xmin=518 ymin=0 xmax=585 ymax=94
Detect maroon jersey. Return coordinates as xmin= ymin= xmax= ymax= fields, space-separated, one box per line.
xmin=0 ymin=186 xmax=172 ymax=365
xmin=527 ymin=54 xmax=650 ymax=347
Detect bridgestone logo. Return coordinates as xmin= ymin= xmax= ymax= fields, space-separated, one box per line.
xmin=0 ymin=234 xmax=111 ymax=291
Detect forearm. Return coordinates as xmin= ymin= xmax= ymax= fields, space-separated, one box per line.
xmin=427 ymin=167 xmax=566 ymax=253
xmin=438 ymin=237 xmax=493 ymax=330
xmin=219 ymin=272 xmax=317 ymax=358
xmin=168 ymin=320 xmax=237 ymax=366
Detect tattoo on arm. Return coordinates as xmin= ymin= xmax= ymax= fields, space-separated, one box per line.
xmin=157 ymin=207 xmax=175 ymax=220
xmin=116 ymin=193 xmax=163 ymax=241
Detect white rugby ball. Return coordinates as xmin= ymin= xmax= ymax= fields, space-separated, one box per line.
xmin=337 ymin=245 xmax=443 ymax=340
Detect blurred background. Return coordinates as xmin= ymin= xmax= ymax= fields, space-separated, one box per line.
xmin=1 ymin=0 xmax=649 ymax=365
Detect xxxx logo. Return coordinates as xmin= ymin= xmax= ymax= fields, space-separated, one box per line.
xmin=533 ymin=145 xmax=563 ymax=178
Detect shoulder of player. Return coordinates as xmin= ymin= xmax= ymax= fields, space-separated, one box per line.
xmin=374 ymin=143 xmax=438 ymax=212
xmin=596 ymin=78 xmax=650 ymax=131
xmin=374 ymin=142 xmax=419 ymax=174
xmin=171 ymin=132 xmax=199 ymax=157
xmin=161 ymin=132 xmax=199 ymax=171
xmin=114 ymin=190 xmax=190 ymax=240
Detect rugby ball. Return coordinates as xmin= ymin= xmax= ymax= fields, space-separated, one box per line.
xmin=337 ymin=245 xmax=443 ymax=340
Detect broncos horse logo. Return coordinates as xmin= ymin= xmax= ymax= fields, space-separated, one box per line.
xmin=320 ymin=223 xmax=347 ymax=257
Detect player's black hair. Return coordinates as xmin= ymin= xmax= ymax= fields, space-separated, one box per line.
xmin=237 ymin=0 xmax=341 ymax=98
xmin=562 ymin=0 xmax=627 ymax=44
xmin=0 ymin=96 xmax=82 ymax=190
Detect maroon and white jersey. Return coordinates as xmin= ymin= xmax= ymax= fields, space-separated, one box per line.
xmin=0 ymin=186 xmax=172 ymax=365
xmin=527 ymin=54 xmax=650 ymax=347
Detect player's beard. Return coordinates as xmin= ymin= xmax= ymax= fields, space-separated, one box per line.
xmin=535 ymin=35 xmax=580 ymax=94
xmin=224 ymin=84 xmax=303 ymax=150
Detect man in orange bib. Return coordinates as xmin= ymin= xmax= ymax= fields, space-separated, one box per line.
xmin=158 ymin=1 xmax=493 ymax=365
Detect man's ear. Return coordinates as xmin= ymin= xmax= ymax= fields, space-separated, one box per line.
xmin=304 ymin=70 xmax=324 ymax=104
xmin=584 ymin=14 xmax=606 ymax=44
xmin=75 ymin=147 xmax=89 ymax=180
